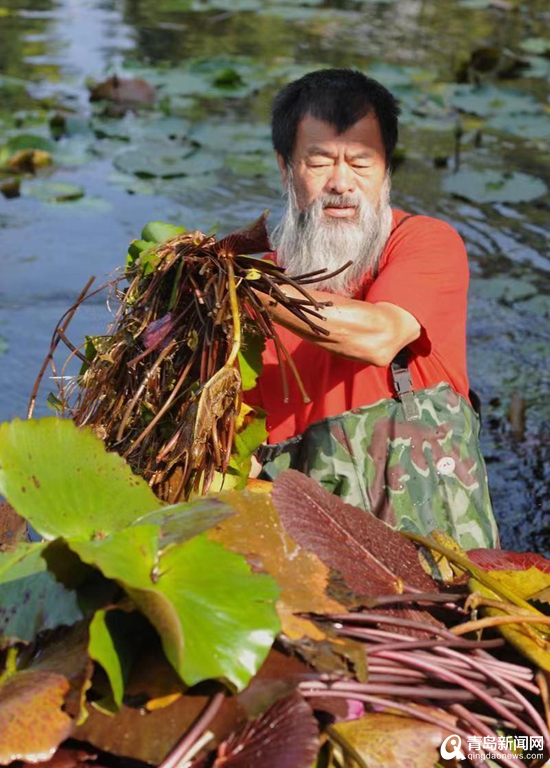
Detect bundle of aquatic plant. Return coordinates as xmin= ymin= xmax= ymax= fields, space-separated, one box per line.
xmin=31 ymin=214 xmax=346 ymax=501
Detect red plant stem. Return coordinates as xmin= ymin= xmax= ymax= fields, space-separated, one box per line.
xmin=439 ymin=647 xmax=550 ymax=744
xmin=159 ymin=691 xmax=225 ymax=768
xmin=373 ymin=649 xmax=539 ymax=739
xmin=304 ymin=679 xmax=501 ymax=702
xmin=449 ymin=703 xmax=523 ymax=766
xmin=332 ymin=620 xmax=503 ymax=649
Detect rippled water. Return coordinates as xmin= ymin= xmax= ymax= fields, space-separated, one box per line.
xmin=0 ymin=0 xmax=549 ymax=550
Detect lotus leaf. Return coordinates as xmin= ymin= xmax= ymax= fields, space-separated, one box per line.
xmin=0 ymin=418 xmax=163 ymax=541
xmin=443 ymin=169 xmax=547 ymax=204
xmin=114 ymin=141 xmax=223 ymax=177
xmin=24 ymin=181 xmax=85 ymax=203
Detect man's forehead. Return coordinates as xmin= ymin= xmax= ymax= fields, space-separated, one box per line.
xmin=294 ymin=112 xmax=384 ymax=156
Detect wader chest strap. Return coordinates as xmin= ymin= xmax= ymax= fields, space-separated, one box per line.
xmin=391 ymin=349 xmax=420 ymax=421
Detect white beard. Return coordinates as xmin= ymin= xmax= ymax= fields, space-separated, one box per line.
xmin=272 ymin=173 xmax=393 ymax=296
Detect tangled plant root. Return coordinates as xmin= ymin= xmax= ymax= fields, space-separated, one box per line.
xmin=31 ymin=213 xmax=348 ymax=502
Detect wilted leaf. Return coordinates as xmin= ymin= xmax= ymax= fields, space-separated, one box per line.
xmin=89 ymin=76 xmax=156 ymax=106
xmin=331 ymin=713 xmax=447 ymax=768
xmin=0 ymin=418 xmax=162 ymax=540
xmin=271 ymin=471 xmax=436 ymax=597
xmin=0 ymin=543 xmax=82 ymax=646
xmin=0 ymin=626 xmax=92 ymax=764
xmin=216 ymin=211 xmax=271 ymax=256
xmin=214 ymin=692 xmax=318 ymax=768
xmin=210 ymin=488 xmax=346 ymax=640
xmin=70 ymin=526 xmax=280 ymax=690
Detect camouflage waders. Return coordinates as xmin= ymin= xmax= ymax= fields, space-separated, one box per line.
xmin=259 ymin=351 xmax=499 ymax=551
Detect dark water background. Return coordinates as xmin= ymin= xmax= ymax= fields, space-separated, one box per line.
xmin=0 ymin=0 xmax=549 ymax=551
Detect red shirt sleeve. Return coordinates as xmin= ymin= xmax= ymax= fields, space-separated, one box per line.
xmin=365 ymin=215 xmax=469 ymax=358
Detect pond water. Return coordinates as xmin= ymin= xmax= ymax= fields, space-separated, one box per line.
xmin=0 ymin=0 xmax=549 ymax=551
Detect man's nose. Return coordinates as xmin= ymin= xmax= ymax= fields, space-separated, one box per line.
xmin=326 ymin=163 xmax=355 ymax=195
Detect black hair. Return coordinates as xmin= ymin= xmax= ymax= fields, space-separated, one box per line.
xmin=271 ymin=68 xmax=400 ymax=166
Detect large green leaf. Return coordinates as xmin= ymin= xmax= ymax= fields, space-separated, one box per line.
xmin=69 ymin=526 xmax=280 ymax=690
xmin=0 ymin=544 xmax=82 ymax=647
xmin=0 ymin=418 xmax=162 ymax=541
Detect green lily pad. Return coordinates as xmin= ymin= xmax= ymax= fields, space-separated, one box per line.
xmin=519 ymin=37 xmax=550 ymax=56
xmin=449 ymin=84 xmax=542 ymax=118
xmin=486 ymin=112 xmax=550 ymax=140
xmin=189 ymin=122 xmax=272 ymax=154
xmin=0 ymin=418 xmax=162 ymax=541
xmin=0 ymin=335 xmax=7 ymax=356
xmin=443 ymin=169 xmax=547 ymax=204
xmin=24 ymin=181 xmax=85 ymax=203
xmin=114 ymin=142 xmax=223 ymax=178
xmin=70 ymin=527 xmax=280 ymax=690
xmin=0 ymin=544 xmax=82 ymax=646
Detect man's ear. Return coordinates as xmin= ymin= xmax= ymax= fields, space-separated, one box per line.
xmin=276 ymin=153 xmax=288 ymax=186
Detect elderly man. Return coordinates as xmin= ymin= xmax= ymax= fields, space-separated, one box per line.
xmin=249 ymin=68 xmax=499 ymax=550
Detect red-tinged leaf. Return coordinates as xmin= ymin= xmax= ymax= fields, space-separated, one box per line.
xmin=469 ymin=548 xmax=550 ymax=573
xmin=271 ymin=471 xmax=436 ymax=597
xmin=216 ymin=211 xmax=271 ymax=256
xmin=89 ymin=76 xmax=156 ymax=106
xmin=213 ymin=692 xmax=319 ymax=768
xmin=142 ymin=313 xmax=174 ymax=350
xmin=0 ymin=671 xmax=73 ymax=764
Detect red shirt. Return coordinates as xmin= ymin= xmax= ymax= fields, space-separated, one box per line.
xmin=249 ymin=209 xmax=470 ymax=444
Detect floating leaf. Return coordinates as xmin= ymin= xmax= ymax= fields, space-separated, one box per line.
xmin=331 ymin=713 xmax=447 ymax=768
xmin=0 ymin=418 xmax=162 ymax=541
xmin=89 ymin=76 xmax=156 ymax=106
xmin=213 ymin=693 xmax=319 ymax=768
xmin=449 ymin=84 xmax=541 ymax=117
xmin=0 ymin=544 xmax=82 ymax=647
xmin=519 ymin=37 xmax=550 ymax=56
xmin=486 ymin=112 xmax=550 ymax=140
xmin=24 ymin=181 xmax=85 ymax=203
xmin=114 ymin=141 xmax=223 ymax=178
xmin=443 ymin=169 xmax=547 ymax=204
xmin=133 ymin=497 xmax=235 ymax=547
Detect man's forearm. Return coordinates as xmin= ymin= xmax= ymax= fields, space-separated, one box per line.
xmin=254 ymin=286 xmax=421 ymax=366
